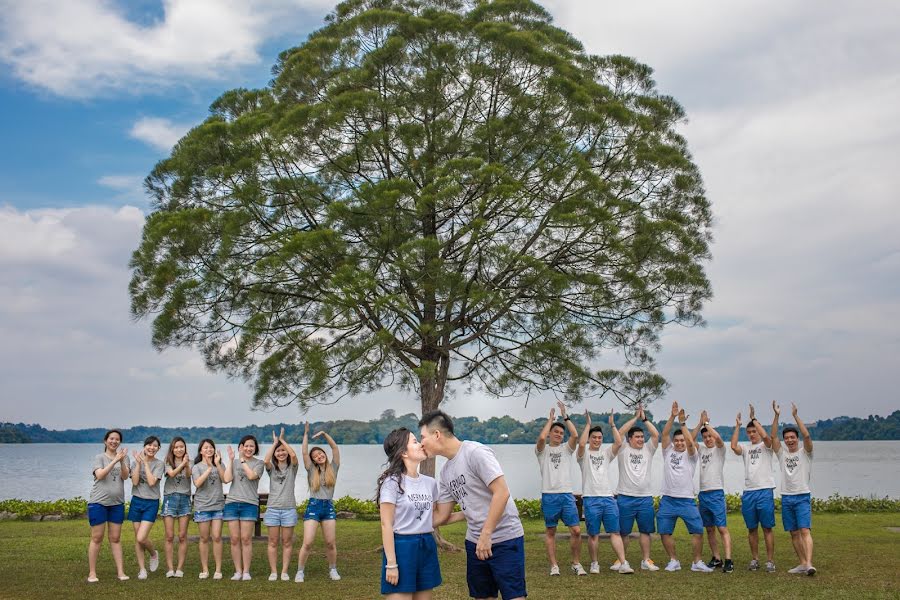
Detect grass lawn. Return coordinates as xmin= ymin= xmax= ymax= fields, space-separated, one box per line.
xmin=0 ymin=513 xmax=897 ymax=599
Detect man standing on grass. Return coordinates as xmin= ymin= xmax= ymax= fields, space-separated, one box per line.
xmin=422 ymin=410 xmax=526 ymax=600
xmin=657 ymin=401 xmax=714 ymax=573
xmin=731 ymin=404 xmax=777 ymax=572
xmin=577 ymin=410 xmax=633 ymax=574
xmin=615 ymin=404 xmax=661 ymax=572
xmin=771 ymin=401 xmax=816 ymax=576
xmin=535 ymin=401 xmax=585 ymax=576
xmin=692 ymin=409 xmax=734 ymax=573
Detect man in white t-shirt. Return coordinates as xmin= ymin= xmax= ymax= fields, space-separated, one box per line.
xmin=731 ymin=403 xmax=777 ymax=573
xmin=421 ymin=410 xmax=526 ymax=600
xmin=535 ymin=400 xmax=584 ymax=576
xmin=691 ymin=409 xmax=733 ymax=573
xmin=771 ymin=401 xmax=816 ymax=576
xmin=577 ymin=410 xmax=633 ymax=574
xmin=657 ymin=401 xmax=714 ymax=573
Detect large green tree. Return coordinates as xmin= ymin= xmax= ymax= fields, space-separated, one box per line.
xmin=130 ymin=0 xmax=712 ymax=434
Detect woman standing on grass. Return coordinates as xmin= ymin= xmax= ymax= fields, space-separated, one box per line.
xmin=161 ymin=436 xmax=192 ymax=577
xmin=223 ymin=434 xmax=265 ymax=581
xmin=129 ymin=435 xmax=165 ymax=579
xmin=192 ymin=438 xmax=226 ymax=580
xmin=87 ymin=429 xmax=130 ymax=583
xmin=296 ymin=422 xmax=341 ymax=583
xmin=263 ymin=428 xmax=300 ymax=581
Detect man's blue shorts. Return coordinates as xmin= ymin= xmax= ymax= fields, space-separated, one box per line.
xmin=583 ymin=496 xmax=619 ymax=536
xmin=781 ymin=493 xmax=812 ymax=532
xmin=127 ymin=496 xmax=160 ymax=523
xmin=656 ymin=496 xmax=704 ymax=535
xmin=741 ymin=488 xmax=776 ymax=530
xmin=303 ymin=498 xmax=337 ymax=522
xmin=617 ymin=494 xmax=655 ymax=535
xmin=464 ymin=536 xmax=527 ymax=600
xmin=541 ymin=492 xmax=580 ymax=528
xmin=698 ymin=489 xmax=728 ymax=528
xmin=88 ymin=503 xmax=125 ymax=526
xmin=223 ymin=501 xmax=259 ymax=522
xmin=381 ymin=532 xmax=442 ymax=594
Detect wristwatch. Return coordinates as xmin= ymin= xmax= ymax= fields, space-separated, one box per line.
xmin=563 ymin=416 xmax=570 ymax=421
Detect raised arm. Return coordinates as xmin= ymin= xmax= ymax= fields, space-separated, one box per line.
xmin=558 ymin=401 xmax=578 ymax=450
xmin=679 ymin=408 xmax=696 ymax=455
xmin=792 ymin=403 xmax=813 ymax=453
xmin=770 ymin=401 xmax=782 ymax=453
xmin=279 ymin=427 xmax=299 ymax=465
xmin=577 ymin=410 xmax=591 ymax=459
xmin=617 ymin=409 xmax=640 ymax=438
xmin=701 ymin=411 xmax=725 ymax=448
xmin=661 ymin=401 xmax=678 ymax=449
xmin=731 ymin=412 xmax=743 ymax=455
xmin=313 ymin=431 xmax=340 ymax=466
xmin=750 ymin=403 xmax=772 ymax=448
xmin=691 ymin=410 xmax=706 ymax=441
xmin=609 ymin=412 xmax=623 ymax=455
xmin=263 ymin=430 xmax=278 ymax=469
xmin=301 ymin=422 xmax=312 ymax=470
xmin=536 ymin=406 xmax=555 ymax=453
xmin=641 ymin=405 xmax=660 ymax=446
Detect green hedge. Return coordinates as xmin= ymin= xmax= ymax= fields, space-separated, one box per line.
xmin=1 ymin=493 xmax=897 ymax=521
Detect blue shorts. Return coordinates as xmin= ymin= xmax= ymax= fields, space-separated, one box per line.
xmin=193 ymin=509 xmax=224 ymax=523
xmin=698 ymin=489 xmax=728 ymax=528
xmin=583 ymin=496 xmax=619 ymax=536
xmin=741 ymin=488 xmax=775 ymax=530
xmin=161 ymin=493 xmax=191 ymax=518
xmin=264 ymin=507 xmax=299 ymax=528
xmin=657 ymin=496 xmax=704 ymax=535
xmin=617 ymin=494 xmax=655 ymax=535
xmin=781 ymin=493 xmax=812 ymax=532
xmin=88 ymin=503 xmax=125 ymax=527
xmin=381 ymin=532 xmax=442 ymax=594
xmin=541 ymin=493 xmax=580 ymax=528
xmin=127 ymin=496 xmax=160 ymax=523
xmin=464 ymin=536 xmax=526 ymax=600
xmin=303 ymin=498 xmax=336 ymax=522
xmin=223 ymin=501 xmax=259 ymax=521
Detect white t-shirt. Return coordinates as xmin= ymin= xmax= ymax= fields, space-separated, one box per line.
xmin=535 ymin=442 xmax=575 ymax=493
xmin=578 ymin=446 xmax=615 ymax=497
xmin=661 ymin=445 xmax=698 ymax=499
xmin=698 ymin=444 xmax=726 ymax=492
xmin=380 ymin=473 xmax=438 ymax=536
xmin=776 ymin=447 xmax=812 ymax=495
xmin=437 ymin=441 xmax=524 ymax=544
xmin=616 ymin=437 xmax=658 ymax=497
xmin=741 ymin=442 xmax=776 ymax=491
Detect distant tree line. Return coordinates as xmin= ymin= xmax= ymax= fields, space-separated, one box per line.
xmin=1 ymin=410 xmax=897 ymax=444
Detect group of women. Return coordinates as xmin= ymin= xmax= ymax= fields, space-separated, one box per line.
xmin=87 ymin=423 xmax=341 ymax=584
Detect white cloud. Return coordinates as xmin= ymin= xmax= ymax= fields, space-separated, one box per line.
xmin=129 ymin=117 xmax=191 ymax=152
xmin=98 ymin=174 xmax=144 ymax=191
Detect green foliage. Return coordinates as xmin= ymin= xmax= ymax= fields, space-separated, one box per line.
xmin=333 ymin=495 xmax=379 ymax=518
xmin=0 ymin=497 xmax=87 ymax=518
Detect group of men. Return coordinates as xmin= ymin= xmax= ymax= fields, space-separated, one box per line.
xmin=536 ymin=400 xmax=816 ymax=577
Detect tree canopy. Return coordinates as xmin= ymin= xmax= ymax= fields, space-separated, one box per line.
xmin=130 ymin=0 xmax=712 ymax=416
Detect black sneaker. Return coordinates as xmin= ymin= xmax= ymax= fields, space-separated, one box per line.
xmin=708 ymin=557 xmax=724 ymax=569
xmin=723 ymin=559 xmax=734 ymax=573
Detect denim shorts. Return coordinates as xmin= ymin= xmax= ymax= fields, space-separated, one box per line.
xmin=193 ymin=509 xmax=224 ymax=523
xmin=264 ymin=507 xmax=299 ymax=527
xmin=88 ymin=503 xmax=125 ymax=526
xmin=161 ymin=493 xmax=192 ymax=518
xmin=128 ymin=496 xmax=160 ymax=523
xmin=223 ymin=501 xmax=259 ymax=521
xmin=303 ymin=498 xmax=336 ymax=522
xmin=381 ymin=533 xmax=442 ymax=594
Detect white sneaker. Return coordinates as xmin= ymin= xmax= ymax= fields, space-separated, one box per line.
xmin=212 ymin=572 xmax=223 ymax=580
xmin=174 ymin=570 xmax=184 ymax=578
xmin=329 ymin=568 xmax=341 ymax=581
xmin=294 ymin=570 xmax=305 ymax=583
xmin=268 ymin=572 xmax=278 ymax=581
xmin=665 ymin=559 xmax=681 ymax=572
xmin=198 ymin=571 xmax=209 ymax=580
xmin=242 ymin=572 xmax=252 ymax=581
xmin=610 ymin=560 xmax=622 ymax=571
xmin=137 ymin=569 xmax=148 ymax=580
xmin=766 ymin=561 xmax=776 ymax=573
xmin=231 ymin=572 xmax=243 ymax=581
xmin=618 ymin=561 xmax=635 ymax=574
xmin=691 ymin=560 xmax=714 ymax=572
xmin=148 ymin=551 xmax=160 ymax=573
xmin=641 ymin=559 xmax=660 ymax=571
xmin=788 ymin=564 xmax=808 ymax=574
xmin=165 ymin=570 xmax=175 ymax=578
xmin=281 ymin=572 xmax=290 ymax=581
xmin=571 ymin=563 xmax=587 ymax=576
xmin=589 ymin=562 xmax=600 ymax=574
xmin=549 ymin=565 xmax=561 ymax=576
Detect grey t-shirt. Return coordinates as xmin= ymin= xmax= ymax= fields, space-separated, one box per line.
xmin=379 ymin=474 xmax=437 ymax=536
xmin=89 ymin=453 xmax=126 ymax=506
xmin=192 ymin=462 xmax=225 ymax=512
xmin=437 ymin=441 xmax=524 ymax=545
xmin=307 ymin=463 xmax=340 ymax=500
xmin=266 ymin=462 xmax=299 ymax=509
xmin=226 ymin=457 xmax=265 ymax=505
xmin=131 ymin=457 xmax=165 ymax=500
xmin=163 ymin=462 xmax=192 ymax=496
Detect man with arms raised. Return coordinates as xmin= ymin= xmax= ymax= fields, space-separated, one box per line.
xmin=535 ymin=401 xmax=585 ymax=576
xmin=615 ymin=404 xmax=660 ymax=572
xmin=731 ymin=404 xmax=777 ymax=572
xmin=771 ymin=401 xmax=816 ymax=576
xmin=577 ymin=410 xmax=633 ymax=574
xmin=422 ymin=411 xmax=526 ymax=600
xmin=692 ymin=410 xmax=733 ymax=573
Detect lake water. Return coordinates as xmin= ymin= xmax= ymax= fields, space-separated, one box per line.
xmin=1 ymin=441 xmax=898 ymax=502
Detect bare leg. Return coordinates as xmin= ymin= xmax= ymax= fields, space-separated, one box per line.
xmin=569 ymin=524 xmax=582 ymax=565
xmin=211 ymin=519 xmax=224 ymax=574
xmin=790 ymin=530 xmax=803 ymax=565
xmin=412 ymin=592 xmax=434 ymax=600
xmin=198 ymin=521 xmax=210 ymax=574
xmin=176 ymin=516 xmax=189 ymax=571
xmin=108 ymin=522 xmax=126 ymax=577
xmin=588 ymin=535 xmax=599 ymax=564
xmin=638 ymin=533 xmax=651 ymax=562
xmin=227 ymin=519 xmax=242 ymax=573
xmin=135 ymin=520 xmax=157 ymax=569
xmin=705 ymin=526 xmax=719 ymax=559
xmin=718 ymin=526 xmax=732 ymax=560
xmin=801 ymin=529 xmax=814 ymax=567
xmin=133 ymin=521 xmax=146 ymax=571
xmin=88 ymin=523 xmax=105 ymax=579
xmin=281 ymin=526 xmax=295 ymax=574
xmin=762 ymin=527 xmax=774 ymax=563
xmin=609 ymin=533 xmax=626 ymax=564
xmin=297 ymin=519 xmax=319 ymax=570
xmin=544 ymin=526 xmax=558 ymax=567
xmin=240 ymin=520 xmax=254 ymax=574
xmin=321 ymin=519 xmax=338 ymax=568
xmin=691 ymin=534 xmax=704 ymax=563
xmin=660 ymin=534 xmax=677 ymax=560
xmin=164 ymin=516 xmax=176 ymax=572
xmin=268 ymin=525 xmax=281 ymax=574
xmin=748 ymin=527 xmax=759 ymax=560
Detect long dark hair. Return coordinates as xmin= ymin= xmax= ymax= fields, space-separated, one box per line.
xmin=375 ymin=428 xmax=411 ymax=505
xmin=194 ymin=438 xmax=216 ymax=464
xmin=166 ymin=436 xmax=188 ymax=468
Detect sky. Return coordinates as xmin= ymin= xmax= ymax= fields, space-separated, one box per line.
xmin=0 ymin=0 xmax=898 ymax=430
